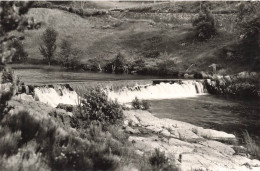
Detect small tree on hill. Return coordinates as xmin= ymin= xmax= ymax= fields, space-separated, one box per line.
xmin=39 ymin=27 xmax=58 ymax=65
xmin=192 ymin=2 xmax=216 ymax=41
xmin=11 ymin=39 xmax=28 ymax=63
xmin=113 ymin=52 xmax=126 ymax=74
xmin=58 ymin=39 xmax=80 ymax=70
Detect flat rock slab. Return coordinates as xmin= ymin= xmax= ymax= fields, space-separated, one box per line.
xmin=124 ymin=110 xmax=260 ymax=171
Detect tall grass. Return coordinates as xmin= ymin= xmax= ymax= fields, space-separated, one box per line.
xmin=243 ymin=130 xmax=260 ymax=159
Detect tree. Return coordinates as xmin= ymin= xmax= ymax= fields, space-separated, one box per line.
xmin=192 ymin=2 xmax=216 ymax=41
xmin=236 ymin=2 xmax=260 ymax=70
xmin=11 ymin=39 xmax=28 ymax=63
xmin=0 ymin=1 xmax=33 ymax=117
xmin=58 ymin=39 xmax=80 ymax=70
xmin=39 ymin=27 xmax=58 ymax=66
xmin=113 ymin=52 xmax=126 ymax=74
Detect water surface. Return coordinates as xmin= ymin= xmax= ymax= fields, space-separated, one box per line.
xmin=14 ymin=68 xmax=163 ymax=84
xmin=149 ymin=95 xmax=260 ymax=144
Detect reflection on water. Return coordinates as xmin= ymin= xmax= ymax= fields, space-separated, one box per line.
xmin=14 ymin=69 xmax=162 ymax=84
xmin=149 ymin=95 xmax=260 ymax=144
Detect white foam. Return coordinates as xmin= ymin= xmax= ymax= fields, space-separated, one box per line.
xmin=107 ymin=80 xmax=207 ymax=104
xmin=34 ymin=86 xmax=79 ymax=107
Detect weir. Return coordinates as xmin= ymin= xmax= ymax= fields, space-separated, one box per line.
xmin=18 ymin=79 xmax=207 ymax=107
xmin=107 ymin=80 xmax=206 ymax=103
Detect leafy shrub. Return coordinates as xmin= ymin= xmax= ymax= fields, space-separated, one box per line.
xmin=142 ymin=100 xmax=151 ymax=110
xmin=131 ymin=97 xmax=150 ymax=110
xmin=1 ymin=69 xmax=13 ymax=83
xmin=149 ymin=149 xmax=168 ymax=168
xmin=131 ymin=59 xmax=146 ymax=73
xmin=156 ymin=59 xmax=178 ymax=76
xmin=192 ymin=3 xmax=216 ymax=41
xmin=0 ymin=87 xmax=13 ymax=119
xmin=39 ymin=27 xmax=58 ymax=66
xmin=131 ymin=97 xmax=142 ymax=109
xmin=77 ymin=87 xmax=123 ymax=125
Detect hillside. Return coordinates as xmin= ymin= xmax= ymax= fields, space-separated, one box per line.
xmin=13 ymin=6 xmax=252 ymax=75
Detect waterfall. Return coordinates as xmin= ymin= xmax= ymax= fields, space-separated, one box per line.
xmin=107 ymin=80 xmax=207 ymax=104
xmin=34 ymin=85 xmax=79 ymax=108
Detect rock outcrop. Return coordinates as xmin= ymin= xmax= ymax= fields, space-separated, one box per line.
xmin=123 ymin=110 xmax=260 ymax=171
xmin=205 ymin=72 xmax=260 ymax=97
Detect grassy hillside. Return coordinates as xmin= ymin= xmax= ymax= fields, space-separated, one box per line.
xmin=15 ymin=6 xmax=253 ymax=75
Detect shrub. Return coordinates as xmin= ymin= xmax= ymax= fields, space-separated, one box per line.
xmin=142 ymin=100 xmax=151 ymax=110
xmin=243 ymin=130 xmax=260 ymax=159
xmin=156 ymin=59 xmax=178 ymax=76
xmin=192 ymin=3 xmax=216 ymax=41
xmin=77 ymin=87 xmax=123 ymax=125
xmin=131 ymin=97 xmax=142 ymax=110
xmin=131 ymin=59 xmax=146 ymax=73
xmin=149 ymin=148 xmax=170 ymax=170
xmin=131 ymin=97 xmax=150 ymax=110
xmin=39 ymin=27 xmax=58 ymax=66
xmin=1 ymin=68 xmax=13 ymax=83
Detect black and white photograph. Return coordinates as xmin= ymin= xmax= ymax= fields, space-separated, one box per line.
xmin=0 ymin=0 xmax=260 ymax=170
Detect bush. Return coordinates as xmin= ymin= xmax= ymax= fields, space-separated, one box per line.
xmin=131 ymin=59 xmax=146 ymax=73
xmin=77 ymin=87 xmax=123 ymax=125
xmin=192 ymin=3 xmax=216 ymax=41
xmin=1 ymin=68 xmax=13 ymax=83
xmin=243 ymin=130 xmax=260 ymax=159
xmin=131 ymin=97 xmax=150 ymax=110
xmin=156 ymin=59 xmax=178 ymax=76
xmin=39 ymin=27 xmax=58 ymax=66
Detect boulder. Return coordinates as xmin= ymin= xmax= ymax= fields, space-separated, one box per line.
xmin=184 ymin=73 xmax=194 ymax=79
xmin=125 ymin=126 xmax=140 ymax=134
xmin=17 ymin=93 xmax=34 ymax=101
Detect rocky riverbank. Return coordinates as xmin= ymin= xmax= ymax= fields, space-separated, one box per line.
xmin=123 ymin=110 xmax=260 ymax=171
xmin=7 ymin=93 xmax=260 ymax=171
xmin=204 ymin=72 xmax=260 ymax=98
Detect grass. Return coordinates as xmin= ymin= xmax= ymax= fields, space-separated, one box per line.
xmin=0 ymin=97 xmax=161 ymax=170
xmin=17 ymin=6 xmax=251 ymax=75
xmin=243 ymin=130 xmax=260 ymax=159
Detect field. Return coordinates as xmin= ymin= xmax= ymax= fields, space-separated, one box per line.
xmin=11 ymin=1 xmax=254 ymax=75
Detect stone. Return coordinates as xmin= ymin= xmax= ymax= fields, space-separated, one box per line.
xmin=125 ymin=126 xmax=140 ymax=134
xmin=160 ymin=129 xmax=171 ymax=137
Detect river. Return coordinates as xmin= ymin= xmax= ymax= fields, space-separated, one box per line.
xmin=148 ymin=95 xmax=260 ymax=145
xmin=14 ymin=68 xmax=260 ymax=145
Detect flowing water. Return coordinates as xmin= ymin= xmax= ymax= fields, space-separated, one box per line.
xmin=14 ymin=68 xmax=260 ymax=144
